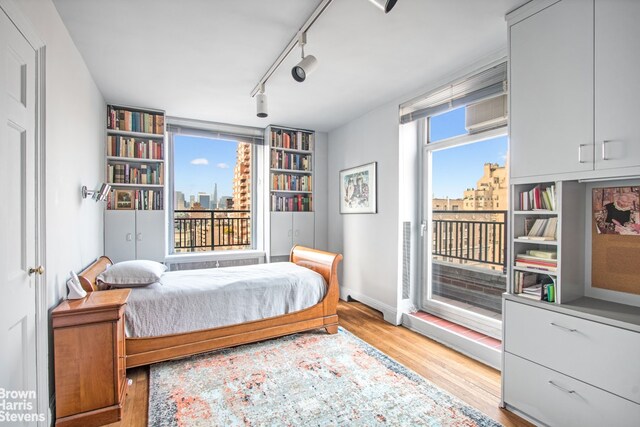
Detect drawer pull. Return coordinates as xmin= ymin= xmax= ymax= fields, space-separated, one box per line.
xmin=550 ymin=322 xmax=577 ymax=332
xmin=549 ymin=380 xmax=576 ymax=394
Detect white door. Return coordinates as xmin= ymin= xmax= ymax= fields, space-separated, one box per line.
xmin=136 ymin=210 xmax=166 ymax=262
xmin=292 ymin=212 xmax=314 ymax=249
xmin=594 ymin=0 xmax=640 ymax=171
xmin=105 ymin=210 xmax=136 ymax=263
xmin=0 ymin=7 xmax=39 ymax=423
xmin=509 ymin=0 xmax=594 ymax=178
xmin=270 ymin=212 xmax=293 ymax=257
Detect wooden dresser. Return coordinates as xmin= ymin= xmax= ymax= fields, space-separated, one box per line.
xmin=52 ymin=289 xmax=131 ymax=427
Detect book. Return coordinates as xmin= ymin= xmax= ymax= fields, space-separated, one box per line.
xmin=526 ymin=249 xmax=557 ymax=259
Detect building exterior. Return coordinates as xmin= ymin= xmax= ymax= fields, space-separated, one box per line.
xmin=175 ymin=191 xmax=186 ymax=210
xmin=198 ymin=193 xmax=210 ymax=211
xmin=432 ymin=197 xmax=464 ymax=211
xmin=232 ymin=142 xmax=251 ymax=211
xmin=463 ymin=163 xmax=507 ymax=211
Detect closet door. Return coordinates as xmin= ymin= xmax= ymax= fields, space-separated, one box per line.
xmin=509 ymin=0 xmax=594 ymax=178
xmin=135 ymin=210 xmax=165 ymax=262
xmin=292 ymin=212 xmax=314 ymax=249
xmin=594 ymin=0 xmax=640 ymax=171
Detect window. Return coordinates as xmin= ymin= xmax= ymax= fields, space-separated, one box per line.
xmin=168 ymin=122 xmax=262 ymax=254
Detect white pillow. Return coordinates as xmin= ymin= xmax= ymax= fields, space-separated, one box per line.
xmin=97 ymin=260 xmax=167 ymax=288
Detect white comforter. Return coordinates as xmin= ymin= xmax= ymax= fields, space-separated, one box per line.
xmin=125 ymin=262 xmax=327 ymax=338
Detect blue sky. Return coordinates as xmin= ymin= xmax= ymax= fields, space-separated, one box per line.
xmin=173 ymin=135 xmax=238 ymax=199
xmin=429 ymin=107 xmax=507 ymax=199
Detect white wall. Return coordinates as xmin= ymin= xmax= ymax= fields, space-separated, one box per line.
xmin=327 ymin=102 xmax=400 ymax=323
xmin=15 ymin=0 xmax=105 ymax=309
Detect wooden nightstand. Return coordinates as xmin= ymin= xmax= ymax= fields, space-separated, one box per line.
xmin=52 ymin=289 xmax=131 ymax=427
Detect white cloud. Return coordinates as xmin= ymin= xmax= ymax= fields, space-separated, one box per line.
xmin=190 ymin=158 xmax=209 ymax=165
xmin=216 ymin=163 xmax=230 ymax=169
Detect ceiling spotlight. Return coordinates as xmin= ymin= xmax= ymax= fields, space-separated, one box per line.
xmin=256 ymin=83 xmax=268 ymax=118
xmin=367 ymin=0 xmax=398 ymax=13
xmin=292 ymin=32 xmax=318 ymax=83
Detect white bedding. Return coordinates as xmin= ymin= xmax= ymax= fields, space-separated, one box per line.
xmin=124 ymin=262 xmax=327 ymax=338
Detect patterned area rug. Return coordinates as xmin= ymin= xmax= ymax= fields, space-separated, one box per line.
xmin=149 ymin=328 xmax=501 ymax=426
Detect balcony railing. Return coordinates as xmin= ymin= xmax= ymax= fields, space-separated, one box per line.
xmin=432 ymin=210 xmax=507 ymax=270
xmin=174 ymin=210 xmax=250 ymax=251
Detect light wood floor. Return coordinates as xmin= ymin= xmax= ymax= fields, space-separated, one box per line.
xmin=107 ymin=300 xmax=531 ymax=427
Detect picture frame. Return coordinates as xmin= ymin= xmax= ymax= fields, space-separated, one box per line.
xmin=339 ymin=162 xmax=377 ymax=214
xmin=114 ymin=189 xmax=135 ymax=210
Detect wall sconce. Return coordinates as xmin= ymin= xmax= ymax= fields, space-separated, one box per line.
xmin=82 ymin=183 xmax=111 ymax=202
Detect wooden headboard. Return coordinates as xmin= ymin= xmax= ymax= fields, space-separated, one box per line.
xmin=78 ymin=256 xmax=113 ymax=292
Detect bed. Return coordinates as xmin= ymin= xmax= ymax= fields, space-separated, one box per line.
xmin=77 ymin=245 xmax=343 ymax=368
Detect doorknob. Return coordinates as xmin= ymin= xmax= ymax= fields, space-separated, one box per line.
xmin=28 ymin=266 xmax=45 ymax=276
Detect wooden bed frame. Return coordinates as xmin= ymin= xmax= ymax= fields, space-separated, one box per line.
xmin=78 ymin=246 xmax=343 ymax=368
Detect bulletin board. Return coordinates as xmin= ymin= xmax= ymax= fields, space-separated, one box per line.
xmin=591 ymin=186 xmax=640 ymax=295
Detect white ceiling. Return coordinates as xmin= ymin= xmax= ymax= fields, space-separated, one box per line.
xmin=52 ymin=0 xmax=526 ymax=132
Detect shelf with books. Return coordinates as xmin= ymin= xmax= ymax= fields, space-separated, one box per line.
xmin=268 ymin=126 xmax=314 ymax=213
xmin=105 ymin=104 xmax=165 ymax=211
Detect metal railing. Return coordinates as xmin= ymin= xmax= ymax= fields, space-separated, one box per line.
xmin=432 ymin=210 xmax=507 ymax=270
xmin=174 ymin=210 xmax=251 ymax=251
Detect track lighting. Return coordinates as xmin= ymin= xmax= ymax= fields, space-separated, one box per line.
xmin=292 ymin=33 xmax=317 ymax=83
xmin=367 ymin=0 xmax=398 ymax=13
xmin=256 ymin=83 xmax=268 ymax=118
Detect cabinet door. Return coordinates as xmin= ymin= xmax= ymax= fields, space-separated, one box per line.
xmin=594 ymin=0 xmax=640 ymax=171
xmin=292 ymin=212 xmax=314 ymax=249
xmin=105 ymin=210 xmax=136 ymax=263
xmin=135 ymin=210 xmax=165 ymax=261
xmin=270 ymin=212 xmax=293 ymax=257
xmin=510 ymin=0 xmax=594 ymax=178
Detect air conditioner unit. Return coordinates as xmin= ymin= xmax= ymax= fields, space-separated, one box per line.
xmin=465 ymin=94 xmax=507 ymax=133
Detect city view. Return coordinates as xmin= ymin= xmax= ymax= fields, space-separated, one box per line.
xmin=173 ymin=135 xmax=252 ymax=252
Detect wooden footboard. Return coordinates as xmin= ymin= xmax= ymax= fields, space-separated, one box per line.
xmin=78 ymin=246 xmax=343 ymax=367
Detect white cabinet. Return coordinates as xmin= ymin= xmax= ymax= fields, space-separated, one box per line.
xmin=509 ymin=0 xmax=594 ymax=179
xmin=594 ymin=0 xmax=640 ymax=171
xmin=502 ymin=298 xmax=640 ymax=426
xmin=270 ymin=212 xmax=314 ymax=258
xmin=105 ymin=210 xmax=165 ymax=263
xmin=508 ymin=0 xmax=640 ymax=181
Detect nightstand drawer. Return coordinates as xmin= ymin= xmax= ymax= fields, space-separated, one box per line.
xmin=504 ymin=300 xmax=640 ymax=404
xmin=504 ymin=353 xmax=640 ymax=427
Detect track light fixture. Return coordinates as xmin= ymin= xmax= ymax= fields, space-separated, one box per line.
xmin=367 ymin=0 xmax=398 ymax=13
xmin=256 ymin=83 xmax=268 ymax=118
xmin=292 ymin=32 xmax=318 ymax=83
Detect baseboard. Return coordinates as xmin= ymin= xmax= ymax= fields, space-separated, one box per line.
xmin=402 ymin=313 xmax=501 ymax=370
xmin=339 ymin=287 xmax=399 ymax=325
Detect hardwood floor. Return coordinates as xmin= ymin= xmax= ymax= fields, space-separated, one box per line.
xmin=107 ymin=300 xmax=531 ymax=426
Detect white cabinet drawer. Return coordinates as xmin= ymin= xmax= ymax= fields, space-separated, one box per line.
xmin=504 ymin=353 xmax=640 ymax=427
xmin=504 ymin=300 xmax=640 ymax=404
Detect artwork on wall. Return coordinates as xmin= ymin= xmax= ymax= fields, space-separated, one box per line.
xmin=339 ymin=162 xmax=377 ymax=214
xmin=593 ymin=186 xmax=640 ymax=235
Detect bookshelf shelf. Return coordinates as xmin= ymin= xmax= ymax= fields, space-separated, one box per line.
xmin=513 ymin=265 xmax=557 ymax=275
xmin=107 ymin=129 xmax=164 ymax=139
xmin=513 ymin=210 xmax=558 ymax=215
xmin=513 ymin=238 xmax=558 ymax=245
xmin=107 ymin=183 xmax=164 ymax=189
xmin=107 ymin=156 xmax=164 ymax=164
xmin=271 ymin=168 xmax=313 ymax=175
xmin=270 ymin=147 xmax=313 ymax=155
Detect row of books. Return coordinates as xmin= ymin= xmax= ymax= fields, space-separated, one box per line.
xmin=515 ymin=272 xmax=556 ymax=302
xmin=270 ymin=151 xmax=312 ymax=171
xmin=519 ymin=184 xmax=556 ymax=211
xmin=107 ymin=135 xmax=164 ymax=160
xmin=107 ymin=106 xmax=164 ymax=135
xmin=271 ymin=195 xmax=313 ymax=212
xmin=106 ymin=189 xmax=163 ymax=210
xmin=515 ymin=249 xmax=558 ymax=272
xmin=519 ymin=217 xmax=557 ymax=241
xmin=108 ymin=163 xmax=164 ymax=185
xmin=270 ymin=129 xmax=313 ymax=151
xmin=271 ymin=174 xmax=312 ymax=192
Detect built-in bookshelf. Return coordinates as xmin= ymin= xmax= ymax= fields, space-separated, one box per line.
xmin=268 ymin=126 xmax=314 ymax=212
xmin=510 ymin=182 xmax=560 ymax=303
xmin=105 ymin=105 xmax=165 ymax=210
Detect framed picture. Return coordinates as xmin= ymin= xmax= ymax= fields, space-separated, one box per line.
xmin=114 ymin=189 xmax=135 ymax=210
xmin=339 ymin=162 xmax=377 ymax=214
xmin=593 ymin=186 xmax=640 ymax=235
